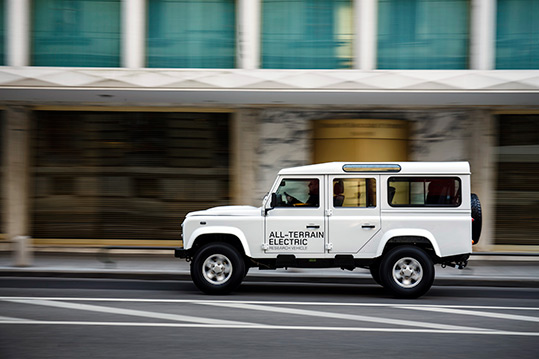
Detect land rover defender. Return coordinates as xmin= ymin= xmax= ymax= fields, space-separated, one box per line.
xmin=175 ymin=162 xmax=482 ymax=298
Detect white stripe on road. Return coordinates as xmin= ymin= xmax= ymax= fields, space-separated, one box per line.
xmin=0 ymin=319 xmax=538 ymax=337
xmin=0 ymin=315 xmax=27 ymax=321
xmin=401 ymin=306 xmax=539 ymax=323
xmin=1 ymin=297 xmax=538 ymax=311
xmin=2 ymin=298 xmax=257 ymax=327
xmin=199 ymin=301 xmax=489 ymax=331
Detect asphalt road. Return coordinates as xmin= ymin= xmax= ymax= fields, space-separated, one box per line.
xmin=1 ymin=277 xmax=538 ymax=359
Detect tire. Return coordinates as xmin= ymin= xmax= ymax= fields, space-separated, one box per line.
xmin=379 ymin=246 xmax=434 ymax=299
xmin=190 ymin=243 xmax=245 ymax=295
xmin=369 ymin=260 xmax=382 ymax=285
xmin=471 ymin=193 xmax=482 ymax=244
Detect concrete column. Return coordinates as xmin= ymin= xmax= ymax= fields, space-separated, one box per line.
xmin=470 ymin=0 xmax=496 ymax=70
xmin=355 ymin=0 xmax=377 ymax=70
xmin=3 ymin=107 xmax=32 ymax=266
xmin=237 ymin=0 xmax=261 ymax=69
xmin=122 ymin=0 xmax=146 ymax=68
xmin=7 ymin=0 xmax=30 ymax=66
xmin=231 ymin=109 xmax=260 ymax=206
xmin=468 ymin=110 xmax=497 ymax=251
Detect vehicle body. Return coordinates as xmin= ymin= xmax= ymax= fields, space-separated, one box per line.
xmin=176 ymin=162 xmax=481 ymax=298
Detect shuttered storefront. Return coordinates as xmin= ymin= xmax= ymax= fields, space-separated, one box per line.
xmin=495 ymin=114 xmax=539 ymax=245
xmin=32 ymin=111 xmax=230 ymax=242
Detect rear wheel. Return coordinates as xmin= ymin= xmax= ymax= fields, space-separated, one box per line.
xmin=191 ymin=243 xmax=245 ymax=294
xmin=379 ymin=246 xmax=434 ymax=299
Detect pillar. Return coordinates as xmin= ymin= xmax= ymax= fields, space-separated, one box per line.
xmin=122 ymin=0 xmax=146 ymax=68
xmin=3 ymin=106 xmax=32 ymax=266
xmin=231 ymin=109 xmax=260 ymax=206
xmin=237 ymin=0 xmax=261 ymax=69
xmin=468 ymin=110 xmax=497 ymax=251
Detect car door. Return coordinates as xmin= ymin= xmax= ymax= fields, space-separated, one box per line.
xmin=327 ymin=175 xmax=381 ymax=253
xmin=265 ymin=176 xmax=326 ymax=254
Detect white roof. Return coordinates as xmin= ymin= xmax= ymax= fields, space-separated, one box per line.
xmin=278 ymin=162 xmax=471 ymax=175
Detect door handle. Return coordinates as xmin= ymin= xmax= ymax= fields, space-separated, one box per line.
xmin=306 ymin=225 xmax=320 ymax=229
xmin=362 ymin=224 xmax=376 ymax=229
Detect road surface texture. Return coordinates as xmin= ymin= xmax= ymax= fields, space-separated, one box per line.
xmin=0 ymin=277 xmax=538 ymax=359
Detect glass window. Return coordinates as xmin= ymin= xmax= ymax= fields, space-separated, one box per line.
xmin=333 ymin=178 xmax=376 ymax=208
xmin=32 ymin=0 xmax=121 ymax=67
xmin=377 ymin=0 xmax=469 ymax=69
xmin=275 ymin=179 xmax=319 ymax=207
xmin=0 ymin=0 xmax=4 ymax=65
xmin=388 ymin=177 xmax=461 ymax=206
xmin=147 ymin=0 xmax=235 ymax=68
xmin=262 ymin=0 xmax=353 ymax=69
xmin=496 ymin=0 xmax=539 ymax=69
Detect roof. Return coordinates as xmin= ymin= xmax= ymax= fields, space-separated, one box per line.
xmin=278 ymin=162 xmax=471 ymax=176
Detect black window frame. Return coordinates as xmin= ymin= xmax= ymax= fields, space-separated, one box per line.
xmin=388 ymin=176 xmax=462 ymax=207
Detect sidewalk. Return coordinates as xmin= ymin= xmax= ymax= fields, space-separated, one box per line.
xmin=1 ymin=249 xmax=539 ymax=288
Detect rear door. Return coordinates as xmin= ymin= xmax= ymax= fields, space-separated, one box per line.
xmin=327 ymin=175 xmax=381 ymax=253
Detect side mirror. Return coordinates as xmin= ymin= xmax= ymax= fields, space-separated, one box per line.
xmin=265 ymin=193 xmax=277 ymax=215
xmin=270 ymin=193 xmax=277 ymax=208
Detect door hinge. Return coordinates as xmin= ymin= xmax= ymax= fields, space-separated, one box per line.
xmin=325 ymin=209 xmax=333 ymax=216
xmin=325 ymin=242 xmax=333 ymax=251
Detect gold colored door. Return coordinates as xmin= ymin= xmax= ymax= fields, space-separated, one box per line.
xmin=313 ymin=119 xmax=409 ymax=162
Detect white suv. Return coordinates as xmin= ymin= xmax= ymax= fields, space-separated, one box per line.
xmin=176 ymin=162 xmax=482 ymax=298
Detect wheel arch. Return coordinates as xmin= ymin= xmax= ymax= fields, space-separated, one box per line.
xmin=376 ymin=229 xmax=441 ymax=259
xmin=186 ymin=226 xmax=251 ymax=257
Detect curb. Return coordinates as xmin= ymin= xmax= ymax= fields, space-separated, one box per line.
xmin=1 ymin=269 xmax=538 ymax=288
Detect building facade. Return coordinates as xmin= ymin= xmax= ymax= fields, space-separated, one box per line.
xmin=1 ymin=0 xmax=539 ymax=251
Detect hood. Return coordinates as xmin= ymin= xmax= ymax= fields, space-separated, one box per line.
xmin=186 ymin=205 xmax=260 ymax=217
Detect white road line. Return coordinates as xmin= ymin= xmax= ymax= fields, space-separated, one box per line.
xmin=401 ymin=306 xmax=539 ymax=323
xmin=2 ymin=298 xmax=257 ymax=326
xmin=0 ymin=319 xmax=538 ymax=337
xmin=1 ymin=297 xmax=538 ymax=312
xmin=199 ymin=301 xmax=490 ymax=331
xmin=0 ymin=315 xmax=26 ymax=321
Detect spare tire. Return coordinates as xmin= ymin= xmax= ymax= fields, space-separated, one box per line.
xmin=471 ymin=193 xmax=482 ymax=244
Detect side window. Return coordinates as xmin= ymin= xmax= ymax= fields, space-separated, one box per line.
xmin=333 ymin=178 xmax=376 ymax=208
xmin=275 ymin=178 xmax=319 ymax=207
xmin=388 ymin=177 xmax=461 ymax=207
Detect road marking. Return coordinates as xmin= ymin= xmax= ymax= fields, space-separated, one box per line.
xmin=0 ymin=315 xmax=26 ymax=321
xmin=401 ymin=306 xmax=539 ymax=323
xmin=0 ymin=319 xmax=538 ymax=337
xmin=2 ymin=298 xmax=257 ymax=327
xmin=1 ymin=297 xmax=538 ymax=312
xmin=199 ymin=301 xmax=490 ymax=331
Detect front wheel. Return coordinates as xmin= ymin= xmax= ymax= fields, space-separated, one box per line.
xmin=379 ymin=246 xmax=434 ymax=299
xmin=191 ymin=243 xmax=245 ymax=294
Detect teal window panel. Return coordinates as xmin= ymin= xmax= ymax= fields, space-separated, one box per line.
xmin=377 ymin=0 xmax=469 ymax=69
xmin=32 ymin=0 xmax=121 ymax=67
xmin=262 ymin=0 xmax=353 ymax=69
xmin=147 ymin=0 xmax=236 ymax=68
xmin=0 ymin=0 xmax=4 ymax=65
xmin=496 ymin=0 xmax=539 ymax=69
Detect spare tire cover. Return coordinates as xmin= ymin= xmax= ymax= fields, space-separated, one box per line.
xmin=471 ymin=193 xmax=482 ymax=243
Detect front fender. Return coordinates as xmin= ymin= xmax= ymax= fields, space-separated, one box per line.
xmin=185 ymin=226 xmax=252 ymax=257
xmin=375 ymin=228 xmax=441 ymax=258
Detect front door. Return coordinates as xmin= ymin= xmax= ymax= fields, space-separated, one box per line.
xmin=328 ymin=175 xmax=381 ymax=253
xmin=265 ymin=176 xmax=326 ymax=254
